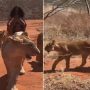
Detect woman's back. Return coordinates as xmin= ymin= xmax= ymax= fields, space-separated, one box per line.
xmin=7 ymin=6 xmax=26 ymax=35
xmin=12 ymin=18 xmax=26 ymax=33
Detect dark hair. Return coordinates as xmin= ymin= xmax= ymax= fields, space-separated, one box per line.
xmin=10 ymin=6 xmax=25 ymax=18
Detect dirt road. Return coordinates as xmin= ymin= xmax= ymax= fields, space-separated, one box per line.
xmin=44 ymin=55 xmax=90 ymax=80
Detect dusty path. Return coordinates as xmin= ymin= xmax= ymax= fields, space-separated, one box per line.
xmin=0 ymin=20 xmax=43 ymax=90
xmin=44 ymin=55 xmax=90 ymax=80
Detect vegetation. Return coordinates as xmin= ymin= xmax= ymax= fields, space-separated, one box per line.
xmin=44 ymin=73 xmax=90 ymax=90
xmin=44 ymin=12 xmax=90 ymax=43
xmin=44 ymin=0 xmax=90 ymax=19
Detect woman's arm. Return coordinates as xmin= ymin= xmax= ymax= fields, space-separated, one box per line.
xmin=20 ymin=18 xmax=27 ymax=31
xmin=20 ymin=18 xmax=27 ymax=26
xmin=7 ymin=18 xmax=14 ymax=35
xmin=7 ymin=18 xmax=14 ymax=26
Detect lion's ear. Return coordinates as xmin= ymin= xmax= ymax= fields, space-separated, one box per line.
xmin=52 ymin=40 xmax=55 ymax=45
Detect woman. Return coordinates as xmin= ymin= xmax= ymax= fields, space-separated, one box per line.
xmin=7 ymin=6 xmax=27 ymax=35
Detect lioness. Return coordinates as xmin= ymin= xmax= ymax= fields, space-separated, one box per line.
xmin=45 ymin=40 xmax=90 ymax=71
xmin=1 ymin=32 xmax=40 ymax=90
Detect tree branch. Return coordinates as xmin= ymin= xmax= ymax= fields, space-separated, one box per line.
xmin=85 ymin=0 xmax=90 ymax=15
xmin=44 ymin=0 xmax=78 ymax=20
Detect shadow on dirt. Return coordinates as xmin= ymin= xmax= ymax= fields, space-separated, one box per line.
xmin=44 ymin=67 xmax=90 ymax=74
xmin=28 ymin=61 xmax=43 ymax=72
xmin=0 ymin=74 xmax=7 ymax=90
xmin=44 ymin=70 xmax=58 ymax=74
xmin=68 ymin=67 xmax=90 ymax=73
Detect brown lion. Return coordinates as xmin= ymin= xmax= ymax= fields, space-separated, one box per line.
xmin=45 ymin=40 xmax=90 ymax=71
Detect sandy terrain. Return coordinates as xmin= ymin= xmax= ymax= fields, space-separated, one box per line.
xmin=0 ymin=20 xmax=43 ymax=90
xmin=44 ymin=55 xmax=90 ymax=80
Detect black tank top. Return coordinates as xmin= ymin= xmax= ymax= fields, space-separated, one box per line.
xmin=12 ymin=19 xmax=25 ymax=33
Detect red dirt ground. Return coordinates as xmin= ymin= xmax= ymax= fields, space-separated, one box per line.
xmin=44 ymin=54 xmax=90 ymax=80
xmin=0 ymin=20 xmax=43 ymax=90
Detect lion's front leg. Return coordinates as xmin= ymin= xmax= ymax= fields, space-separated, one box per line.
xmin=7 ymin=71 xmax=19 ymax=90
xmin=4 ymin=58 xmax=22 ymax=90
xmin=20 ymin=59 xmax=25 ymax=75
xmin=65 ymin=55 xmax=71 ymax=70
xmin=20 ymin=66 xmax=25 ymax=75
xmin=52 ymin=56 xmax=64 ymax=71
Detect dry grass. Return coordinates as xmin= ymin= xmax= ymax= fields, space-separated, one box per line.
xmin=44 ymin=73 xmax=90 ymax=90
xmin=44 ymin=12 xmax=90 ymax=44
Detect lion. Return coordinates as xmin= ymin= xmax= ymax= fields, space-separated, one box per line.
xmin=1 ymin=31 xmax=40 ymax=90
xmin=45 ymin=40 xmax=90 ymax=71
